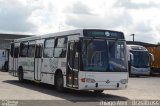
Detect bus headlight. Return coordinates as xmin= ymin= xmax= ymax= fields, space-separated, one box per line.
xmin=81 ymin=78 xmax=96 ymax=83
xmin=120 ymin=79 xmax=128 ymax=84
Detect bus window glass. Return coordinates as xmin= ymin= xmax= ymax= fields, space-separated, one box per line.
xmin=28 ymin=41 xmax=35 ymax=57
xmin=44 ymin=38 xmax=54 ymax=58
xmin=45 ymin=39 xmax=54 ymax=48
xmin=68 ymin=42 xmax=78 ymax=69
xmin=69 ymin=43 xmax=74 ymax=68
xmin=20 ymin=42 xmax=28 ymax=57
xmin=82 ymin=39 xmax=108 ymax=71
xmin=56 ymin=37 xmax=67 ymax=48
xmin=10 ymin=43 xmax=14 ymax=57
xmin=54 ymin=48 xmax=66 ymax=58
xmin=108 ymin=41 xmax=126 ymax=71
xmin=14 ymin=47 xmax=19 ymax=58
xmin=54 ymin=37 xmax=67 ymax=58
xmin=35 ymin=45 xmax=42 ymax=58
xmin=130 ymin=51 xmax=150 ymax=68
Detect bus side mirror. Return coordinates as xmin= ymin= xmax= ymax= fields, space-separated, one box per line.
xmin=150 ymin=53 xmax=154 ymax=61
xmin=76 ymin=42 xmax=82 ymax=53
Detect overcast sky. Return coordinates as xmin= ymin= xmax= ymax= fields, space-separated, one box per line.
xmin=0 ymin=0 xmax=160 ymax=44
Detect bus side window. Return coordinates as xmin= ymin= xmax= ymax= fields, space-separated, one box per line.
xmin=35 ymin=45 xmax=42 ymax=58
xmin=14 ymin=47 xmax=19 ymax=58
xmin=54 ymin=37 xmax=67 ymax=58
xmin=28 ymin=41 xmax=36 ymax=57
xmin=73 ymin=43 xmax=78 ymax=69
xmin=68 ymin=42 xmax=78 ymax=69
xmin=68 ymin=43 xmax=74 ymax=68
xmin=43 ymin=38 xmax=54 ymax=58
xmin=10 ymin=43 xmax=14 ymax=57
xmin=20 ymin=42 xmax=28 ymax=57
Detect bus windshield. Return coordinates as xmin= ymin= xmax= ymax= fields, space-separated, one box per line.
xmin=108 ymin=41 xmax=126 ymax=72
xmin=131 ymin=51 xmax=150 ymax=68
xmin=81 ymin=39 xmax=127 ymax=72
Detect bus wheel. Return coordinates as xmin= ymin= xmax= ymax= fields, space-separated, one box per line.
xmin=18 ymin=68 xmax=24 ymax=83
xmin=55 ymin=73 xmax=64 ymax=92
xmin=94 ymin=90 xmax=104 ymax=94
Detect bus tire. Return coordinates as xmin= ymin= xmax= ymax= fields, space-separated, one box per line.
xmin=55 ymin=72 xmax=64 ymax=92
xmin=18 ymin=68 xmax=24 ymax=83
xmin=94 ymin=90 xmax=104 ymax=94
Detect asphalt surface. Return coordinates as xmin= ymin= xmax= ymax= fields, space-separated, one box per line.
xmin=0 ymin=71 xmax=160 ymax=106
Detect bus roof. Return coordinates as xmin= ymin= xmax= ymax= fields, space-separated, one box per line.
xmin=13 ymin=29 xmax=124 ymax=42
xmin=14 ymin=36 xmax=41 ymax=42
xmin=127 ymin=45 xmax=148 ymax=51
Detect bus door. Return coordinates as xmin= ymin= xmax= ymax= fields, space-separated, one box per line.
xmin=35 ymin=44 xmax=43 ymax=80
xmin=66 ymin=41 xmax=79 ymax=88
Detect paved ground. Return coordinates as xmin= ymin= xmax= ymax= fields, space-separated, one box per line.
xmin=0 ymin=71 xmax=160 ymax=106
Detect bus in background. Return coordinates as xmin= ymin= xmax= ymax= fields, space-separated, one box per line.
xmin=127 ymin=45 xmax=154 ymax=76
xmin=9 ymin=29 xmax=128 ymax=93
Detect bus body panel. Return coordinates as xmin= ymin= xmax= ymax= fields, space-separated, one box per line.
xmin=35 ymin=57 xmax=42 ymax=80
xmin=78 ymin=71 xmax=128 ymax=90
xmin=18 ymin=57 xmax=35 ymax=80
xmin=41 ymin=58 xmax=67 ymax=85
xmin=41 ymin=58 xmax=57 ymax=84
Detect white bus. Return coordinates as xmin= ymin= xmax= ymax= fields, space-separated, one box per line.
xmin=9 ymin=29 xmax=128 ymax=93
xmin=127 ymin=45 xmax=154 ymax=76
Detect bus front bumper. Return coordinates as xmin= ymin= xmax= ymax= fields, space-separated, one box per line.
xmin=131 ymin=67 xmax=150 ymax=75
xmin=78 ymin=81 xmax=127 ymax=90
xmin=78 ymin=71 xmax=128 ymax=90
